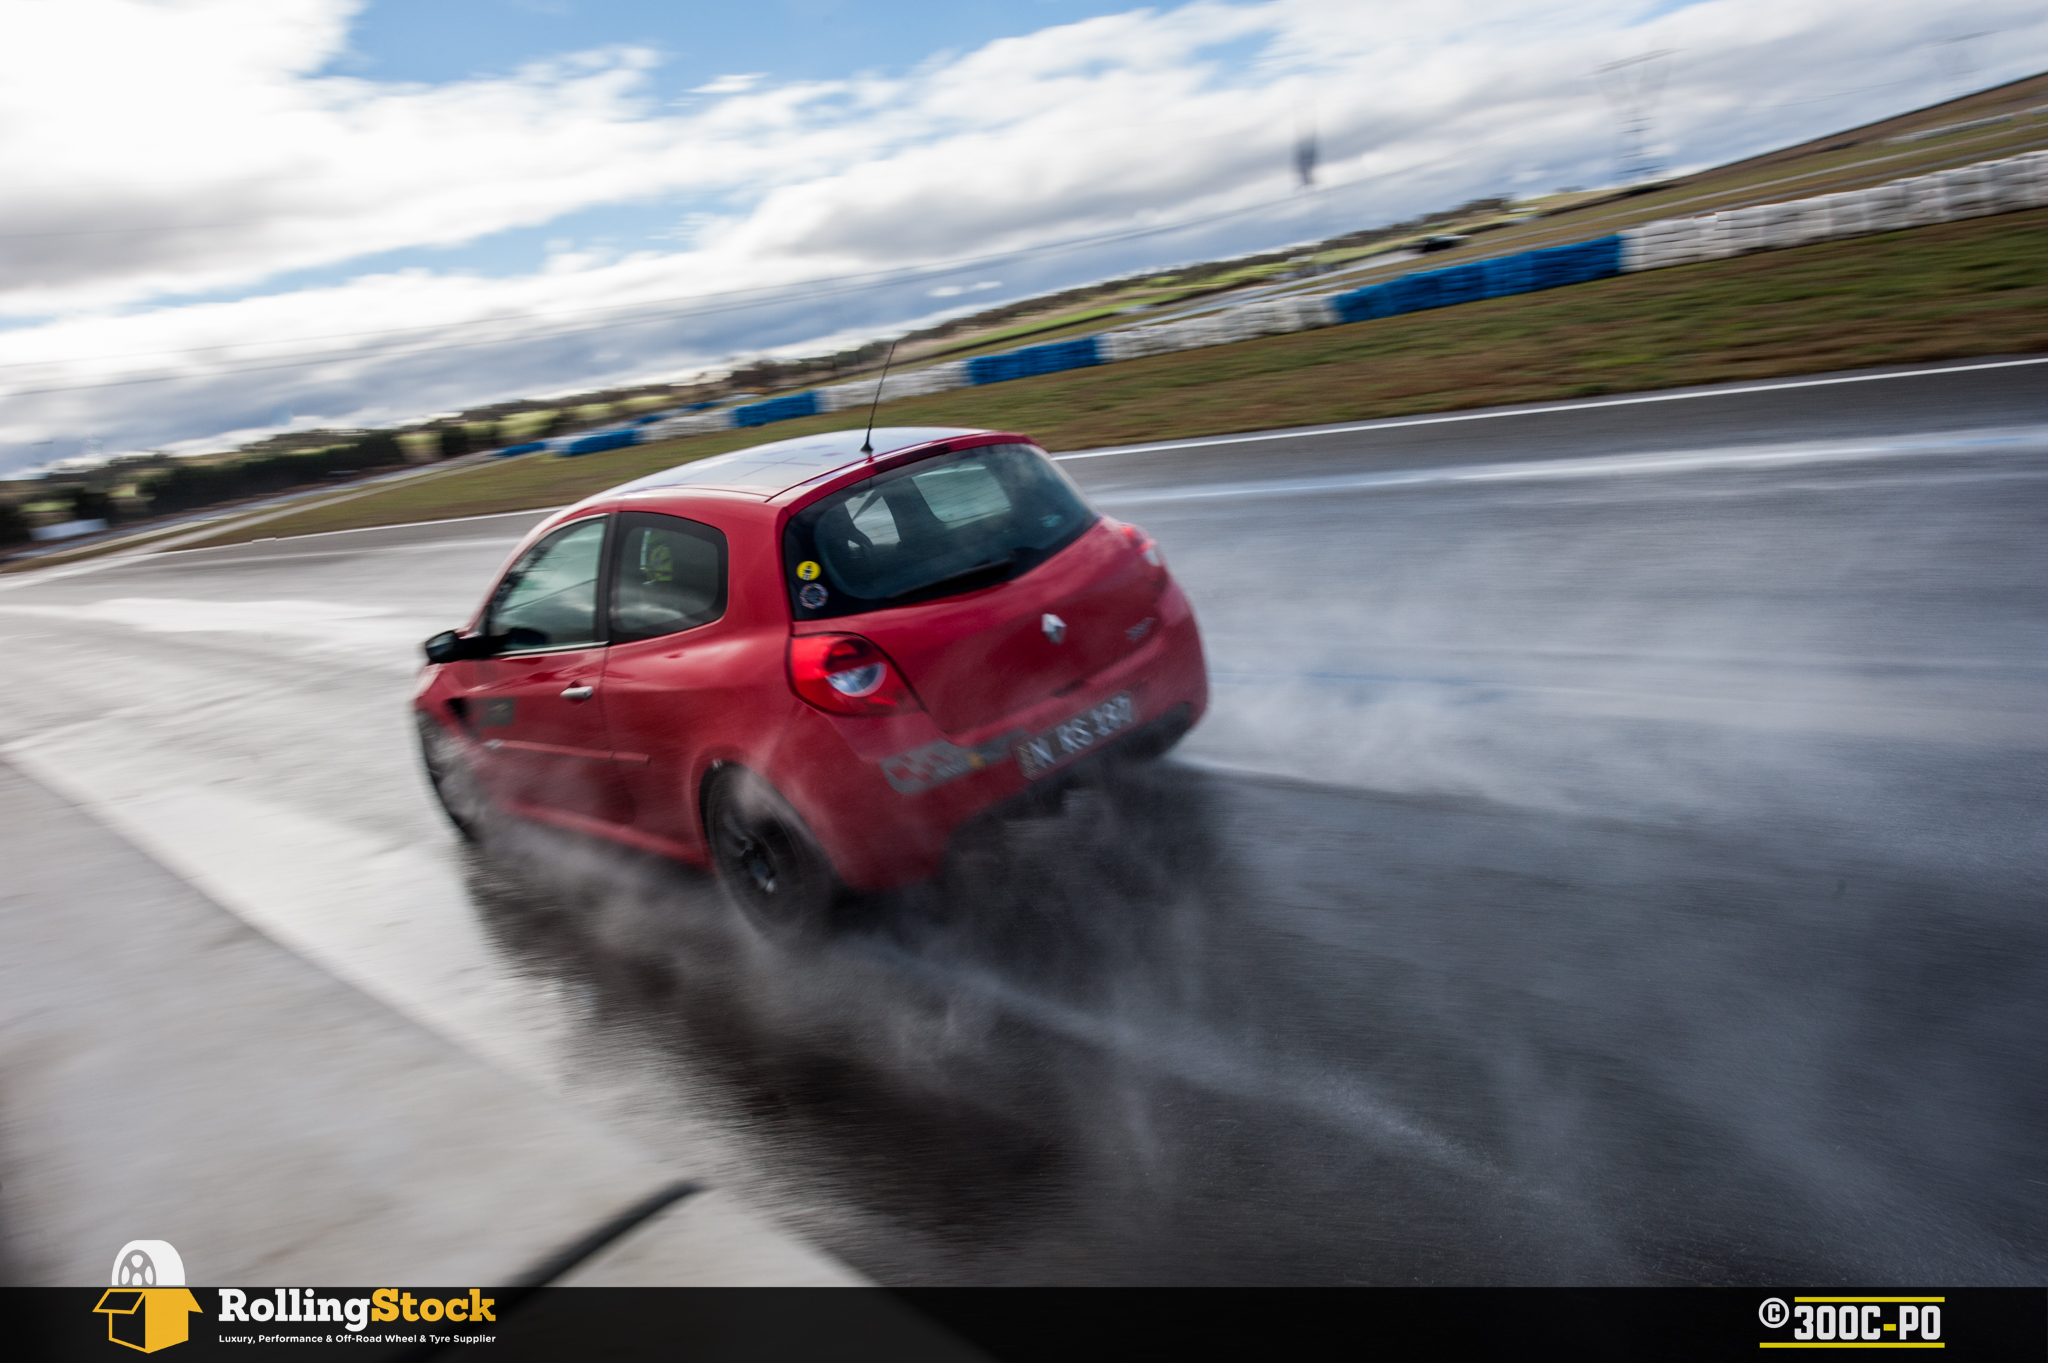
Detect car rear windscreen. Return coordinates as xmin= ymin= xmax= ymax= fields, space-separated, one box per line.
xmin=783 ymin=443 xmax=1095 ymax=619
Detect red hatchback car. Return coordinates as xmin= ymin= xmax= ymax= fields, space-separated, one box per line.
xmin=415 ymin=426 xmax=1208 ymax=934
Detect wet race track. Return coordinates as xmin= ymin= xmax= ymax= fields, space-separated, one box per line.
xmin=3 ymin=360 xmax=2045 ymax=1284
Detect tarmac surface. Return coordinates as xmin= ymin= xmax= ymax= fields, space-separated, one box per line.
xmin=2 ymin=356 xmax=2044 ymax=1284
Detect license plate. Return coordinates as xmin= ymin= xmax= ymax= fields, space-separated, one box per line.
xmin=1015 ymin=693 xmax=1135 ymax=780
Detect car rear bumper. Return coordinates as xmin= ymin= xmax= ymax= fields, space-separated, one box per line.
xmin=782 ymin=582 xmax=1207 ymax=889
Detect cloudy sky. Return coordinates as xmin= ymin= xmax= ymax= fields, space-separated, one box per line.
xmin=1 ymin=0 xmax=2039 ymax=473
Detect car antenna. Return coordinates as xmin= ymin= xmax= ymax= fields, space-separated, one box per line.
xmin=860 ymin=340 xmax=899 ymax=459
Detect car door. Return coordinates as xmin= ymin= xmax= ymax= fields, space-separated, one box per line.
xmin=469 ymin=514 xmax=632 ymax=825
xmin=595 ymin=510 xmax=744 ymax=852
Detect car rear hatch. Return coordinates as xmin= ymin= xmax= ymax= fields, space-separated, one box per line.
xmin=783 ymin=443 xmax=1161 ymax=736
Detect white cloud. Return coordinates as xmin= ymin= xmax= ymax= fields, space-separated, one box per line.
xmin=690 ymin=72 xmax=768 ymax=95
xmin=0 ymin=0 xmax=2040 ymax=467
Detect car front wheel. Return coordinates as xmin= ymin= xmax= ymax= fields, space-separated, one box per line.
xmin=703 ymin=767 xmax=842 ymax=942
xmin=417 ymin=714 xmax=489 ymax=842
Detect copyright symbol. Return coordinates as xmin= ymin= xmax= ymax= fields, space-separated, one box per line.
xmin=1760 ymin=1298 xmax=1790 ymax=1329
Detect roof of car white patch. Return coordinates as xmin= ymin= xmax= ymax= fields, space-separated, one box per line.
xmin=612 ymin=427 xmax=989 ymax=498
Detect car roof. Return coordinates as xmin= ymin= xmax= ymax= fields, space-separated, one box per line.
xmin=606 ymin=426 xmax=989 ymax=500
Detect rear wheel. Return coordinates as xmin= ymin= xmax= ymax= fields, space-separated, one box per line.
xmin=703 ymin=768 xmax=842 ymax=942
xmin=1117 ymin=702 xmax=1194 ymax=762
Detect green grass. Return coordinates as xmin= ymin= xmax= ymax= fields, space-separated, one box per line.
xmin=176 ymin=208 xmax=2048 ymax=549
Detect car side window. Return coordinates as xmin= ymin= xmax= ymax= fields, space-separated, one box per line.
xmin=486 ymin=517 xmax=607 ymax=649
xmin=608 ymin=512 xmax=727 ymax=643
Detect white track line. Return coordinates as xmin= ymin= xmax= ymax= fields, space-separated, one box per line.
xmin=0 ymin=506 xmax=562 ymax=592
xmin=1051 ymin=356 xmax=2048 ymax=462
xmin=1092 ymin=425 xmax=2048 ymax=507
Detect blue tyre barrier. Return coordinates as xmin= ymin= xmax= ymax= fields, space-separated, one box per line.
xmin=1333 ymin=235 xmax=1621 ymax=324
xmin=559 ymin=429 xmax=642 ymax=457
xmin=734 ymin=391 xmax=820 ymax=427
xmin=967 ymin=336 xmax=1102 ymax=386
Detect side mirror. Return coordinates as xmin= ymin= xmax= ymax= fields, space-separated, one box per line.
xmin=423 ymin=630 xmax=475 ymax=664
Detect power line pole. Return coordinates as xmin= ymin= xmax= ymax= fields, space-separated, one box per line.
xmin=1294 ymin=109 xmax=1324 ymax=275
xmin=1933 ymin=32 xmax=1991 ymax=100
xmin=1597 ymin=51 xmax=1672 ymax=186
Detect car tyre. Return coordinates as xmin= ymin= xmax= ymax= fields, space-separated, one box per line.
xmin=1117 ymin=702 xmax=1194 ymax=762
xmin=418 ymin=714 xmax=488 ymax=843
xmin=704 ymin=767 xmax=842 ymax=942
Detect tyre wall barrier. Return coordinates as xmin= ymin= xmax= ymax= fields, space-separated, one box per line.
xmin=613 ymin=148 xmax=2042 ymax=447
xmin=966 ymin=335 xmax=1103 ymax=385
xmin=559 ymin=428 xmax=642 ymax=456
xmin=733 ymin=390 xmax=820 ymax=427
xmin=640 ymin=408 xmax=740 ymax=441
xmin=815 ymin=360 xmax=971 ymax=413
xmin=1620 ymin=149 xmax=2048 ymax=271
xmin=1330 ymin=234 xmax=1622 ymax=324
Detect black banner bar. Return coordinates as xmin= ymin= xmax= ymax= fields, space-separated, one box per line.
xmin=13 ymin=1286 xmax=2044 ymax=1361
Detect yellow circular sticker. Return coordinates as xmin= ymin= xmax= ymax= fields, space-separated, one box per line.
xmin=796 ymin=560 xmax=822 ymax=581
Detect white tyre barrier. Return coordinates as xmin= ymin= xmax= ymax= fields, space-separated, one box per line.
xmin=1905 ymin=174 xmax=1950 ymax=227
xmin=814 ymin=359 xmax=970 ymax=413
xmin=640 ymin=408 xmax=737 ymax=441
xmin=1759 ymin=201 xmax=1801 ymax=250
xmin=1618 ymin=144 xmax=2044 ymax=282
xmin=1863 ymin=181 xmax=1914 ymax=233
xmin=1818 ymin=190 xmax=1867 ymax=239
xmin=1617 ymin=228 xmax=1648 ymax=271
xmin=1726 ymin=204 xmax=1769 ymax=254
xmin=2022 ymin=151 xmax=2048 ymax=209
xmin=1990 ymin=153 xmax=2041 ymax=211
xmin=1107 ymin=312 xmax=1229 ymax=360
xmin=1216 ymin=297 xmax=1307 ymax=345
xmin=813 ymin=384 xmax=858 ymax=414
xmin=1296 ymin=293 xmax=1340 ymax=329
xmin=1093 ymin=328 xmax=1150 ymax=363
xmin=1700 ymin=213 xmax=1738 ymax=259
xmin=1941 ymin=164 xmax=1992 ymax=219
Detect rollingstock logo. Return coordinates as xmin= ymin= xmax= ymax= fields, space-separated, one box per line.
xmin=90 ymin=1240 xmax=498 ymax=1351
xmin=217 ymin=1287 xmax=497 ymax=1333
xmin=1758 ymin=1295 xmax=1945 ymax=1348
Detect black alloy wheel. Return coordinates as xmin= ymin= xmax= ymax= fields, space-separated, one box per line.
xmin=704 ymin=768 xmax=841 ymax=941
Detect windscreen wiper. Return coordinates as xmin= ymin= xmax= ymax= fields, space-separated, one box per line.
xmin=895 ymin=554 xmax=1015 ymax=601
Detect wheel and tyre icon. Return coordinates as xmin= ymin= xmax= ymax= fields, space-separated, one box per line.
xmin=110 ymin=1240 xmax=185 ymax=1287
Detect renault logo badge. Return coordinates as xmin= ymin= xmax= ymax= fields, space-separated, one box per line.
xmin=1041 ymin=613 xmax=1067 ymax=644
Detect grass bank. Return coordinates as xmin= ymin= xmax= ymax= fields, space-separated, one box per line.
xmin=180 ymin=208 xmax=2048 ymax=550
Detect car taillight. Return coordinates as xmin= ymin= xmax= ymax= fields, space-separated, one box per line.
xmin=788 ymin=633 xmax=923 ymax=716
xmin=1116 ymin=520 xmax=1165 ymax=570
